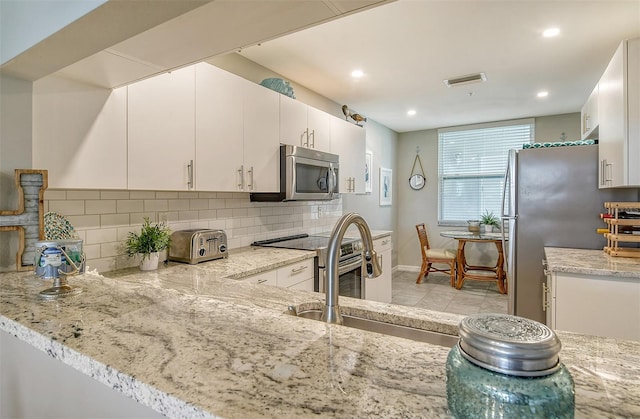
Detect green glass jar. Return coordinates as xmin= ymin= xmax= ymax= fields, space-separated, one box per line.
xmin=446 ymin=313 xmax=575 ymax=418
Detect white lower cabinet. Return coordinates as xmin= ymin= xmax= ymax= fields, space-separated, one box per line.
xmin=366 ymin=235 xmax=392 ymax=303
xmin=242 ymin=259 xmax=314 ymax=292
xmin=545 ymin=270 xmax=640 ymax=341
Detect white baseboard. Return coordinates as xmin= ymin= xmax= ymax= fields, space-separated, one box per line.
xmin=396 ymin=265 xmax=420 ymax=273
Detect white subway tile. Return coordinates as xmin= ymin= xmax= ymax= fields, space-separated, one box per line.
xmin=198 ymin=192 xmax=217 ymax=198
xmin=83 ymin=244 xmax=101 ymax=260
xmin=101 ymin=213 xmax=130 ymax=227
xmin=168 ymin=200 xmax=190 ymax=211
xmin=66 ymin=215 xmax=100 ymax=229
xmin=130 ymin=212 xmax=156 ymax=225
xmin=178 ymin=191 xmax=199 ymax=199
xmin=86 ymin=200 xmax=116 ymax=215
xmin=217 ymin=209 xmax=233 ymax=219
xmin=156 ymin=191 xmax=179 ymax=199
xmin=85 ymin=228 xmax=117 ymax=244
xmin=178 ymin=210 xmax=199 ymax=221
xmin=117 ymin=200 xmax=144 ymax=213
xmin=207 ymin=219 xmax=226 ymax=230
xmin=86 ymin=257 xmax=116 ymax=274
xmin=144 ymin=200 xmax=168 ymax=212
xmin=232 ymin=208 xmax=248 ymax=217
xmin=130 ymin=191 xmax=156 ymax=199
xmin=44 ymin=190 xmax=67 ymax=200
xmin=198 ymin=209 xmax=216 ymax=219
xmin=49 ymin=200 xmax=85 ymax=216
xmin=208 ymin=199 xmax=226 ymax=209
xmin=100 ymin=191 xmax=130 ymax=200
xmin=189 ymin=199 xmax=209 ymax=210
xmin=66 ymin=190 xmax=100 ymax=200
xmin=101 ymin=242 xmax=121 ymax=257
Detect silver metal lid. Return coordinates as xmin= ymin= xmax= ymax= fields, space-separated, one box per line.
xmin=458 ymin=313 xmax=562 ymax=377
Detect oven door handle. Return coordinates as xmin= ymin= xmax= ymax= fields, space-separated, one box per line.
xmin=337 ymin=256 xmax=363 ymax=275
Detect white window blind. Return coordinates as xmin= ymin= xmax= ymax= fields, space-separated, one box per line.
xmin=438 ymin=120 xmax=533 ymax=224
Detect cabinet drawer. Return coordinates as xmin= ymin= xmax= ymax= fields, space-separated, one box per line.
xmin=374 ymin=236 xmax=392 ymax=252
xmin=277 ymin=259 xmax=314 ymax=288
xmin=243 ymin=270 xmax=277 ymax=286
xmin=288 ymin=278 xmax=314 ymax=292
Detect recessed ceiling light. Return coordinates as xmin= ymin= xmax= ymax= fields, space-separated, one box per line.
xmin=351 ymin=69 xmax=364 ymax=78
xmin=537 ymin=91 xmax=549 ymax=98
xmin=543 ymin=27 xmax=560 ymax=38
xmin=407 ymin=109 xmax=417 ymax=116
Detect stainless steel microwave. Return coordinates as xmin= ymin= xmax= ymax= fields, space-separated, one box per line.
xmin=250 ymin=144 xmax=339 ymax=202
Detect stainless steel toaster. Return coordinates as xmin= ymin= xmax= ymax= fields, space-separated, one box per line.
xmin=168 ymin=229 xmax=228 ymax=264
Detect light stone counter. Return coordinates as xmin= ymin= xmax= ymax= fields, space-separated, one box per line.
xmin=1 ymin=246 xmax=639 ymax=418
xmin=545 ymin=247 xmax=640 ymax=278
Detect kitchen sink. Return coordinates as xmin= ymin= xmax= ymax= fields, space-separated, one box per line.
xmin=288 ymin=308 xmax=458 ymax=347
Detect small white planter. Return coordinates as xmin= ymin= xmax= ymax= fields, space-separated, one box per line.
xmin=139 ymin=252 xmax=160 ymax=271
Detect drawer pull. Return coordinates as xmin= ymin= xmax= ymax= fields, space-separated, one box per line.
xmin=257 ymin=279 xmax=268 ymax=284
xmin=291 ymin=265 xmax=308 ymax=274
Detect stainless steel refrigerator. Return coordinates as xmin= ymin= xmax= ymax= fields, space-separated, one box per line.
xmin=501 ymin=145 xmax=638 ymax=323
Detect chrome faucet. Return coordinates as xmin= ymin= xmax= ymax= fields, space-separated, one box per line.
xmin=321 ymin=212 xmax=382 ymax=324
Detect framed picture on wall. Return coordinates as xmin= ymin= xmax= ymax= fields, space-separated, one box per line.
xmin=364 ymin=150 xmax=373 ymax=193
xmin=379 ymin=167 xmax=392 ymax=206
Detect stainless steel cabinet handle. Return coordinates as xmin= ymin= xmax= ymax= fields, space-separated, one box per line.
xmin=542 ymin=283 xmax=549 ymax=311
xmin=237 ymin=165 xmax=244 ymax=190
xmin=600 ymin=159 xmax=606 ymax=186
xmin=290 ymin=265 xmax=308 ymax=274
xmin=187 ymin=160 xmax=194 ymax=189
xmin=309 ymin=129 xmax=315 ymax=148
xmin=381 ymin=239 xmax=390 ymax=245
xmin=247 ymin=166 xmax=254 ymax=190
xmin=301 ymin=129 xmax=309 ymax=147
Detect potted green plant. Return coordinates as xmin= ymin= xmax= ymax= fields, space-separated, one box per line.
xmin=124 ymin=217 xmax=171 ymax=270
xmin=480 ymin=210 xmax=500 ymax=233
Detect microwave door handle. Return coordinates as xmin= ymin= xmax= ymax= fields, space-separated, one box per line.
xmin=329 ymin=166 xmax=337 ymax=197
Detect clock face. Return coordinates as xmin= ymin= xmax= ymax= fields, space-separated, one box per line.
xmin=409 ymin=174 xmax=425 ymax=190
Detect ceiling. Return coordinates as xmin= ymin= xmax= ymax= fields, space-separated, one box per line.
xmin=237 ymin=0 xmax=640 ymax=133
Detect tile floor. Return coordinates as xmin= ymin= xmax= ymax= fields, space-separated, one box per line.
xmin=391 ymin=270 xmax=508 ymax=316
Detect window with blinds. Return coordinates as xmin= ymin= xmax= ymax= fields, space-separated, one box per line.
xmin=438 ymin=119 xmax=534 ymax=225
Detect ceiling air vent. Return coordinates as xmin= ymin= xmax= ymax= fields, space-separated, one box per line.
xmin=444 ymin=72 xmax=487 ymax=87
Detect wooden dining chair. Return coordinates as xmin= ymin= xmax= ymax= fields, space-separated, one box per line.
xmin=416 ymin=223 xmax=457 ymax=286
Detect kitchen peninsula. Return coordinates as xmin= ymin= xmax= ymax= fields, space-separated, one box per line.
xmin=1 ymin=246 xmax=639 ymax=418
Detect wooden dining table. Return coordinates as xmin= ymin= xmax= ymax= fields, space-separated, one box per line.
xmin=440 ymin=230 xmax=507 ymax=294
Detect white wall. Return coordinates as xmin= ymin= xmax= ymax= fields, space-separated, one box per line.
xmin=0 ymin=74 xmax=33 ymax=272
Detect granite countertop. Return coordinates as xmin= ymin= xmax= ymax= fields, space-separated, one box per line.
xmin=1 ymin=246 xmax=639 ymax=418
xmin=545 ymin=247 xmax=640 ymax=279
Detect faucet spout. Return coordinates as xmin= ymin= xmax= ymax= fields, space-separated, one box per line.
xmin=321 ymin=212 xmax=382 ymax=324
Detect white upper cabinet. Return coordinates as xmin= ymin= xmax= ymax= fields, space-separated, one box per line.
xmin=330 ymin=118 xmax=366 ymax=194
xmin=279 ymin=94 xmax=331 ymax=152
xmin=243 ymin=80 xmax=280 ymax=193
xmin=195 ymin=63 xmax=244 ymax=192
xmin=128 ymin=66 xmax=196 ymax=190
xmin=195 ymin=63 xmax=279 ymax=193
xmin=581 ymin=85 xmax=598 ymax=140
xmin=598 ymin=37 xmax=640 ymax=188
xmin=32 ymin=75 xmax=127 ymax=189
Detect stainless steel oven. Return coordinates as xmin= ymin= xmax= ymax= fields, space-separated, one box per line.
xmin=318 ymin=253 xmax=364 ymax=299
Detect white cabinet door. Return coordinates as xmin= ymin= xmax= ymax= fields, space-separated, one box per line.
xmin=598 ymin=38 xmax=640 ymax=188
xmin=366 ymin=235 xmax=392 ymax=303
xmin=553 ymin=272 xmax=640 ymax=341
xmin=279 ymin=94 xmax=309 ymax=147
xmin=330 ymin=118 xmax=366 ymax=194
xmin=128 ymin=66 xmax=195 ymax=190
xmin=279 ymin=94 xmax=331 ymax=152
xmin=306 ymin=106 xmax=332 ymax=152
xmin=581 ymin=85 xmax=598 ymax=140
xmin=195 ymin=63 xmax=244 ymax=192
xmin=32 ymin=77 xmax=127 ymax=189
xmin=244 ymin=81 xmax=280 ymax=192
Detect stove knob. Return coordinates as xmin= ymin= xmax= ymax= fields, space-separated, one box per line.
xmin=219 ymin=244 xmax=227 ymax=253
